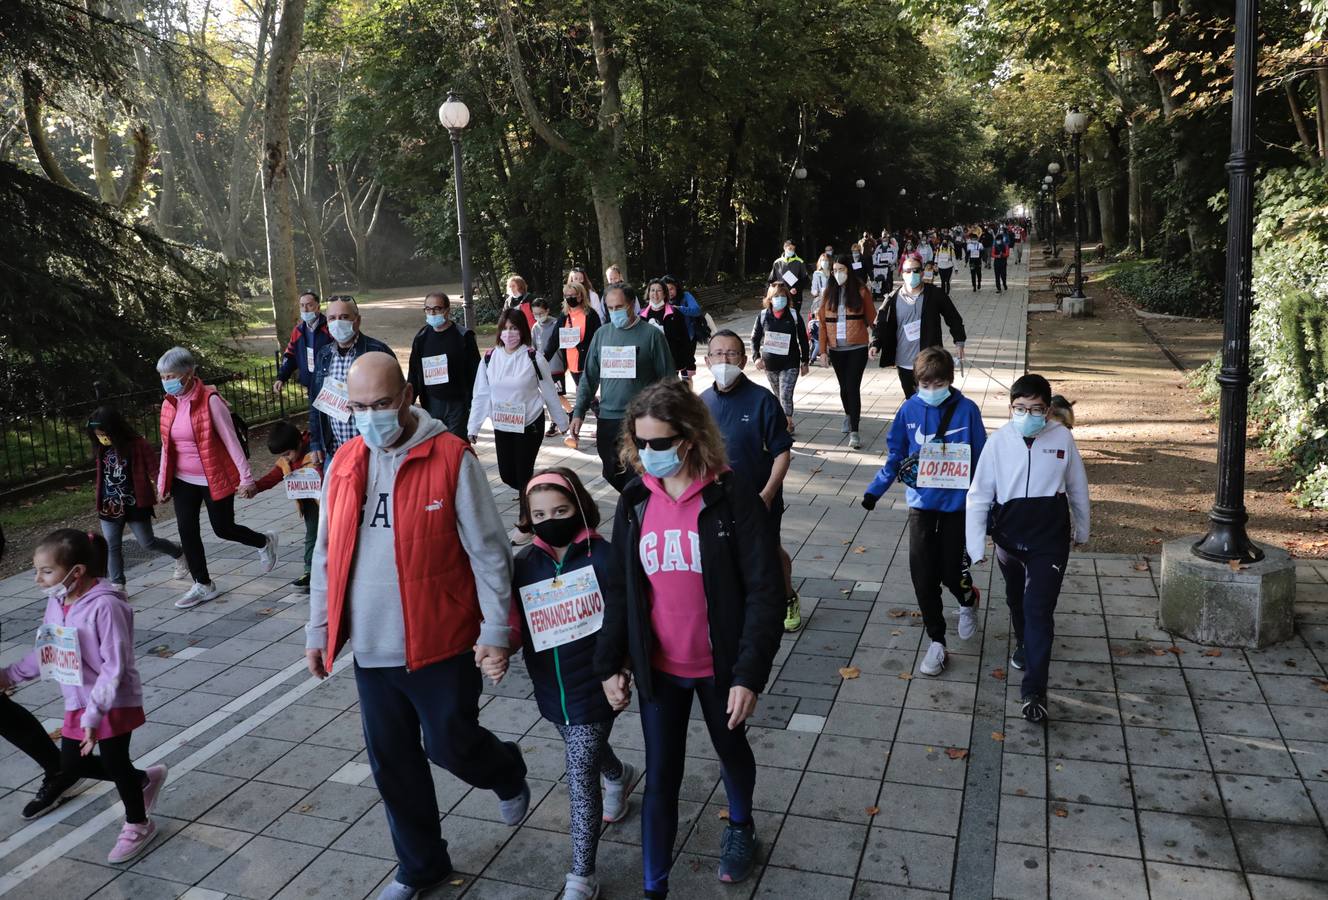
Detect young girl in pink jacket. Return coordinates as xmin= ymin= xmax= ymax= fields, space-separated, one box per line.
xmin=1 ymin=529 xmax=168 ymax=864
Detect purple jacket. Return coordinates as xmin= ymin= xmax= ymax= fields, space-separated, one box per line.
xmin=2 ymin=579 xmax=144 ymax=730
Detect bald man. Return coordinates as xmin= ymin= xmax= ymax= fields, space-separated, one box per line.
xmin=304 ymin=352 xmax=528 ymax=900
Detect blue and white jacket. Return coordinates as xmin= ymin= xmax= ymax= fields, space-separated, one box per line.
xmin=965 ymin=420 xmax=1091 ymax=561
xmin=865 ymin=389 xmax=986 ymax=513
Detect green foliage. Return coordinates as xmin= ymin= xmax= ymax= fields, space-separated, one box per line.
xmin=1105 ymin=258 xmax=1222 ymax=318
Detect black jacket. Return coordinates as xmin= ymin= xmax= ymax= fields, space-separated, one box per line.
xmin=407 ymin=323 xmax=480 ymax=406
xmin=871 ymin=285 xmax=968 ymax=368
xmin=513 ymin=535 xmax=623 ymax=726
xmin=593 ymin=474 xmax=785 ymax=702
xmin=751 ymin=306 xmax=810 ymax=371
xmin=642 ymin=304 xmax=695 ymax=374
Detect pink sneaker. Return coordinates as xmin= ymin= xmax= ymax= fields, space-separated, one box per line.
xmin=142 ymin=764 xmax=169 ymax=815
xmin=107 ymin=819 xmax=157 ymax=864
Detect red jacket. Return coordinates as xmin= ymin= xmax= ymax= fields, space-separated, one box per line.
xmin=158 ymin=384 xmax=240 ymax=501
xmin=321 ymin=431 xmax=480 ymax=672
xmin=95 ymin=437 xmax=158 ymax=515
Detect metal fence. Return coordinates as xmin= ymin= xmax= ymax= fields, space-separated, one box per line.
xmin=0 ymin=360 xmax=310 ymax=491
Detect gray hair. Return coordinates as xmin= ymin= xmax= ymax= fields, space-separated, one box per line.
xmin=156 ymin=346 xmax=197 ymax=374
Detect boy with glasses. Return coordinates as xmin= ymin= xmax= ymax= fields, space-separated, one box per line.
xmin=965 ymin=374 xmax=1090 ymax=723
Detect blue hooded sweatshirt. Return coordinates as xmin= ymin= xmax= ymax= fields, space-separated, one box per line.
xmin=865 ymin=388 xmax=987 ymax=512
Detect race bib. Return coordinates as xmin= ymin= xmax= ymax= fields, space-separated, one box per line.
xmin=519 ymin=566 xmax=605 ymax=652
xmin=305 ymin=347 xmax=315 ymax=373
xmin=493 ymin=400 xmax=527 ymax=433
xmin=764 ymin=331 xmax=792 ymax=356
xmin=836 ymin=315 xmax=847 ymax=342
xmin=781 ymin=270 xmax=799 ymax=288
xmin=967 ymin=241 xmax=982 ymax=255
xmin=36 ymin=624 xmax=82 ymax=686
xmin=284 ymin=467 xmax=322 ymax=500
xmin=422 ymin=354 xmax=450 ymax=385
xmin=601 ymin=345 xmax=637 ymax=379
xmin=937 ymin=252 xmax=952 ymax=266
xmin=903 ymin=319 xmax=922 ymax=342
xmin=558 ymin=326 xmax=581 ymax=349
xmin=312 ymin=378 xmax=351 ymax=423
xmin=851 ymin=261 xmax=863 ymax=270
xmin=916 ymin=443 xmax=972 ymax=489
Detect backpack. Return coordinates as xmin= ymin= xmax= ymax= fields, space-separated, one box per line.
xmin=485 ymin=347 xmax=541 ymax=382
xmin=231 ymin=411 xmax=251 ymax=459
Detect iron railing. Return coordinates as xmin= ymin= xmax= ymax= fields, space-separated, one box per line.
xmin=0 ymin=359 xmax=310 ymax=490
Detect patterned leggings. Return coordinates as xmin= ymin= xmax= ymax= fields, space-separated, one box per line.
xmin=765 ymin=367 xmax=799 ymax=419
xmin=556 ymin=721 xmax=625 ymax=877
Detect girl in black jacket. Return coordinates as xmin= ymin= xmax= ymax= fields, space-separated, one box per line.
xmin=594 ymin=380 xmax=783 ymax=897
xmin=751 ymin=283 xmax=810 ymax=433
xmin=642 ymin=279 xmax=696 ymax=381
xmin=484 ymin=467 xmax=635 ymax=900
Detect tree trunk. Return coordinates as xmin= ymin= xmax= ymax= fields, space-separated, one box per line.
xmin=1316 ymin=67 xmax=1328 ymax=161
xmin=21 ymin=73 xmax=78 ymax=192
xmin=260 ymin=0 xmax=307 ymax=340
xmin=91 ymin=114 xmax=119 ymax=204
xmin=1127 ymin=119 xmax=1144 ymax=253
xmin=590 ymin=178 xmax=629 ymax=281
xmin=1285 ymin=80 xmax=1315 ymax=157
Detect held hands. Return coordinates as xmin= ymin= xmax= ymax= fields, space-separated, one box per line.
xmin=310 ymin=450 xmax=325 ymax=466
xmin=156 ymin=485 xmax=171 ymax=504
xmin=480 ymin=653 xmax=509 ymax=685
xmin=237 ymin=482 xmax=257 ymax=500
xmin=602 ymin=671 xmax=632 ymax=712
xmin=726 ymin=686 xmax=757 ymax=730
xmin=80 ymin=727 xmax=97 ymax=757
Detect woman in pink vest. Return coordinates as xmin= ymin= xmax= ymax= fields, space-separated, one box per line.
xmin=156 ymin=347 xmax=277 ymax=610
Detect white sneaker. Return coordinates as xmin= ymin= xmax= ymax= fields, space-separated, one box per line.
xmin=601 ymin=761 xmax=639 ymax=823
xmin=919 ymin=641 xmax=947 ymax=676
xmin=171 ymin=557 xmax=190 ymax=581
xmin=957 ymin=606 xmax=977 ymax=641
xmin=257 ymin=533 xmax=279 ymax=574
xmin=175 ymin=581 xmax=220 ymax=610
xmin=848 ymin=431 xmax=862 ymax=449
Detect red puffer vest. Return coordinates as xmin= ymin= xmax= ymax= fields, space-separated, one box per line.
xmin=321 ymin=431 xmax=481 ymax=672
xmin=158 ymin=383 xmax=240 ymax=501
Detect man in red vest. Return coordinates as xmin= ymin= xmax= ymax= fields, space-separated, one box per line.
xmin=304 ymin=352 xmax=528 ymax=900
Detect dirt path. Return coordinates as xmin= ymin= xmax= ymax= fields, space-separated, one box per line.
xmin=1026 ymin=268 xmax=1326 ymax=558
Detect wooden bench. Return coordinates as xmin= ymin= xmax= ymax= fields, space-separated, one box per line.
xmin=1049 ymin=262 xmax=1091 ymax=300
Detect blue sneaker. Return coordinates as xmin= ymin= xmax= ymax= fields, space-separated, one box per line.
xmin=717 ymin=822 xmax=757 ymax=883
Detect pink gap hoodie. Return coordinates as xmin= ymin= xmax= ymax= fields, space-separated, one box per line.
xmin=639 ymin=473 xmax=714 ymax=678
xmin=2 ymin=579 xmax=144 ymax=734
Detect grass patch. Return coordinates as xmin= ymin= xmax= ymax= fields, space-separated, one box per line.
xmin=0 ymin=483 xmax=94 ymax=531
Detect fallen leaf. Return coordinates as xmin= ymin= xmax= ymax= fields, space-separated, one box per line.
xmin=1284 ymin=658 xmax=1298 ymax=668
xmin=1227 ymin=559 xmax=1242 ymax=572
xmin=909 ymin=611 xmax=923 ymax=618
xmin=842 ymin=539 xmax=852 ymax=545
xmin=1132 ymin=561 xmax=1150 ymax=572
xmin=1053 ymin=807 xmax=1068 ymax=818
xmin=1148 ymin=646 xmax=1169 ymax=657
xmin=449 ymin=880 xmax=465 ymax=887
xmin=1166 ymin=646 xmax=1184 ymax=656
xmin=298 ymin=804 xmax=313 ymax=812
xmin=257 ymin=607 xmax=276 ymax=617
xmin=945 ymin=747 xmax=969 ymax=760
xmin=890 ymin=629 xmax=902 ymax=636
xmin=1014 ymin=787 xmax=1028 ymax=796
xmin=1111 ymin=646 xmax=1134 ymax=657
xmin=839 ymin=666 xmax=861 ymax=680
xmin=717 ymin=810 xmax=730 ymax=820
xmin=889 ymin=609 xmax=908 ymax=618
xmin=853 ymin=546 xmax=867 ymax=554
xmin=898 ymin=673 xmax=914 ymax=681
xmin=991 ymin=667 xmax=1007 ymax=681
xmin=865 ymin=806 xmax=880 ymax=816
xmin=840 ymin=589 xmax=853 ymax=595
xmin=1202 ymin=649 xmax=1222 ymax=657
xmin=991 ymin=731 xmax=1005 ymax=742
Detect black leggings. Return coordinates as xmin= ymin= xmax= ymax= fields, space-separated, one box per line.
xmin=494 ymin=413 xmax=546 ymax=493
xmin=994 ymin=258 xmax=1008 ymax=292
xmin=0 ymin=694 xmax=59 ymax=776
xmin=970 ymin=262 xmax=983 ymax=291
xmin=939 ymin=268 xmax=953 ymax=293
xmin=828 ymin=347 xmax=869 ymax=431
xmin=897 ymin=367 xmax=917 ymax=399
xmin=172 ymin=479 xmax=266 ymax=584
xmin=60 ymin=734 xmax=146 ymax=823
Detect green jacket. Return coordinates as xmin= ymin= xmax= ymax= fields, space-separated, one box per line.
xmin=571 ymin=318 xmax=675 ymax=420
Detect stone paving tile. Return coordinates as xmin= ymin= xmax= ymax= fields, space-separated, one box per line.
xmin=993 ymin=841 xmax=1048 ymax=899
xmin=858 ymin=825 xmax=955 ymax=892
xmin=196 ymin=835 xmax=322 ymax=899
xmin=1048 ymin=848 xmax=1148 ymax=899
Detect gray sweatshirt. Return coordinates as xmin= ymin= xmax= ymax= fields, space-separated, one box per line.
xmin=305 ymin=406 xmax=514 ymax=667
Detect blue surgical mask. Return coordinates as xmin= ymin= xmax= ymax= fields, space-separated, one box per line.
xmin=163 ymin=377 xmax=187 ymax=397
xmin=639 ymin=445 xmax=684 ymax=478
xmin=918 ymin=386 xmax=951 ymax=407
xmin=772 ymin=296 xmax=788 ymax=311
xmin=1013 ymin=411 xmax=1046 ymax=437
xmin=426 ymin=313 xmax=447 ymax=328
xmin=609 ymin=308 xmax=630 ymax=328
xmin=355 ymin=407 xmax=404 ymax=449
xmin=300 ymin=310 xmax=318 ymax=325
xmin=905 ymin=272 xmax=923 ymax=289
xmin=328 ymin=320 xmax=356 ymax=344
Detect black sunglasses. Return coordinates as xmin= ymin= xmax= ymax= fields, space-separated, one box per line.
xmin=632 ymin=434 xmax=681 ymax=452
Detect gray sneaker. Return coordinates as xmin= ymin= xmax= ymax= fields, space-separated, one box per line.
xmin=601 ymin=762 xmax=639 ymax=823
xmin=257 ymin=532 xmax=279 ymax=574
xmin=561 ymin=873 xmax=600 ymax=899
xmin=957 ymin=606 xmax=977 ymax=640
xmin=175 ymin=581 xmax=219 ymax=609
xmin=848 ymin=431 xmax=862 ymax=449
xmin=842 ymin=416 xmax=851 ymax=434
xmin=919 ymin=641 xmax=947 ymax=676
xmin=498 ymin=781 xmax=531 ymax=825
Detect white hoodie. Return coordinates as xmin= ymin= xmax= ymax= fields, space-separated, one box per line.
xmin=965 ymin=419 xmax=1090 ymax=562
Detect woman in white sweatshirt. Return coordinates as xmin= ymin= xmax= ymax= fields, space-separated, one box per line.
xmin=965 ymin=374 xmax=1090 ymax=724
xmin=469 ymin=309 xmax=570 ymax=531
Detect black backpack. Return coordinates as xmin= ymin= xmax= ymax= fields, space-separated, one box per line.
xmin=231 ymin=411 xmax=251 ymax=458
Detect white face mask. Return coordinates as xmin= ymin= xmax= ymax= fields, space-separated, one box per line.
xmin=328 ymin=319 xmax=356 ymax=344
xmin=710 ymin=362 xmax=741 ymax=389
xmin=834 ymin=271 xmax=848 ymax=285
xmin=649 ymin=296 xmax=665 ymax=309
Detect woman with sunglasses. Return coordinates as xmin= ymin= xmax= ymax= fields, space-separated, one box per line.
xmin=816 ymin=254 xmax=874 ymax=449
xmin=595 ymin=380 xmax=783 ymax=897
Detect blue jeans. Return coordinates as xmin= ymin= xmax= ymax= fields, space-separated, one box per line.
xmin=997 ymin=544 xmax=1069 ymax=700
xmin=99 ymin=517 xmax=181 ymax=585
xmin=640 ymin=670 xmax=756 ymax=894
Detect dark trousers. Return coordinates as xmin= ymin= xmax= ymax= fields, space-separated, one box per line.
xmin=171 ymin=479 xmax=266 ymax=584
xmin=493 ymin=413 xmax=546 ymax=493
xmin=994 ymin=258 xmax=1008 ymax=292
xmin=939 ymin=267 xmax=953 ymax=293
xmin=60 ymin=734 xmax=145 ymax=823
xmin=640 ymin=671 xmax=756 ymax=893
xmin=907 ymin=509 xmax=973 ymax=645
xmin=897 ymin=367 xmax=917 ymax=399
xmin=828 ymin=346 xmax=869 ymax=431
xmin=423 ymin=396 xmax=470 ymax=441
xmin=969 ymin=263 xmax=983 ymax=291
xmin=997 ymin=543 xmax=1069 ymax=700
xmin=100 ymin=517 xmax=181 ymax=585
xmin=0 ymin=694 xmax=59 ymax=776
xmin=355 ymin=656 xmax=528 ymax=888
xmin=300 ymin=500 xmax=319 ymax=576
xmin=595 ymin=417 xmax=632 ymax=492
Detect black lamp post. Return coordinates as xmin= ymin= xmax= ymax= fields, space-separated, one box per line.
xmin=1046 ymin=165 xmax=1061 ymax=257
xmin=855 ymin=178 xmax=866 ymax=231
xmin=794 ymin=165 xmax=808 ymax=250
xmin=1064 ymin=108 xmax=1088 ymax=299
xmin=438 ymin=92 xmax=474 ymax=329
xmin=1193 ymin=0 xmax=1263 ymax=564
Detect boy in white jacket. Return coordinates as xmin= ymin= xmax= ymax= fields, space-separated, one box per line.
xmin=965 ymin=374 xmax=1090 ymax=723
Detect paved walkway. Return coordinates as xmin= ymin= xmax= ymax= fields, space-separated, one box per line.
xmin=0 ymin=258 xmax=1325 ymax=899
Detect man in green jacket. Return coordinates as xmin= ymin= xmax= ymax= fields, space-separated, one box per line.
xmin=570 ymin=282 xmax=675 ymax=491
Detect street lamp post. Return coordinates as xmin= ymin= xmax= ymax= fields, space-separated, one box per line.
xmin=1064 ymin=108 xmax=1089 ymax=299
xmin=438 ymin=92 xmax=474 ymax=329
xmin=1043 ymin=172 xmax=1058 ymax=257
xmin=794 ymin=166 xmax=808 ymax=250
xmin=855 ymin=178 xmax=866 ymax=231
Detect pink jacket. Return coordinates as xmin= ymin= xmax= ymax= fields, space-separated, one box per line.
xmin=2 ymin=579 xmax=144 ymax=730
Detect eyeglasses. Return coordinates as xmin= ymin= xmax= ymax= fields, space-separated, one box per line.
xmin=633 ymin=434 xmax=682 ymax=451
xmin=707 ymin=350 xmax=744 ymax=361
xmin=423 ymin=306 xmax=447 ymax=314
xmin=1011 ymin=404 xmax=1048 ymax=416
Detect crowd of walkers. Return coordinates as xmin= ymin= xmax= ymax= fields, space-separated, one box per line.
xmin=0 ymin=217 xmax=1092 ymax=900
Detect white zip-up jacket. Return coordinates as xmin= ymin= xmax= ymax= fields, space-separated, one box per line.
xmin=965 ymin=420 xmax=1090 ymax=561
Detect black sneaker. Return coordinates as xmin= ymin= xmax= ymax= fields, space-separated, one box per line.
xmin=291 ymin=574 xmax=310 ymax=594
xmin=717 ymin=821 xmax=757 ymax=884
xmin=1011 ymin=642 xmax=1026 ymax=671
xmin=1021 ymin=695 xmax=1048 ymax=723
xmin=22 ymin=776 xmax=85 ymax=820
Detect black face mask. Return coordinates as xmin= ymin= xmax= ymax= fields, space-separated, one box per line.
xmin=532 ymin=515 xmax=583 ymax=548
xmin=566 ymin=297 xmax=580 ymax=307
